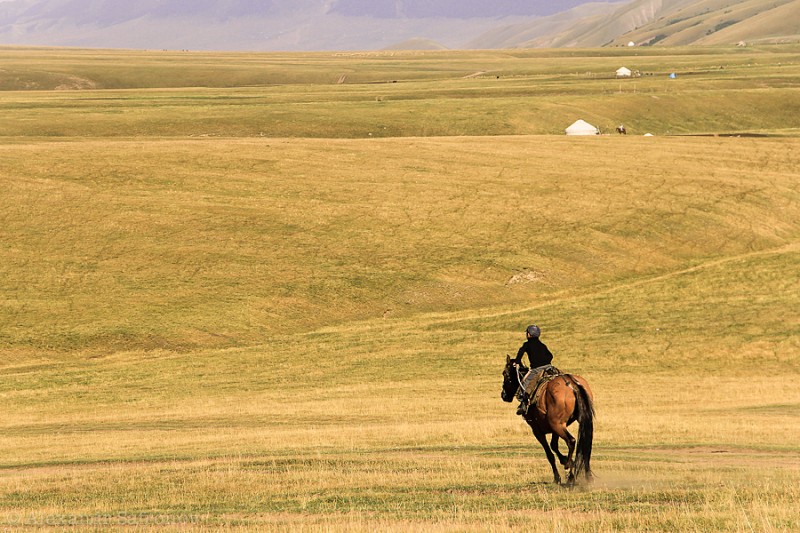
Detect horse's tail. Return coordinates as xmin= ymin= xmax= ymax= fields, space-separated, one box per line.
xmin=571 ymin=379 xmax=595 ymax=481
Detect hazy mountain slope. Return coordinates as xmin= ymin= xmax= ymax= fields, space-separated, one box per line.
xmin=464 ymin=3 xmax=621 ymax=49
xmin=0 ymin=0 xmax=797 ymax=50
xmin=0 ymin=0 xmax=594 ymax=21
xmin=604 ymin=0 xmax=800 ymax=46
xmin=490 ymin=0 xmax=800 ymax=48
xmin=0 ymin=13 xmax=518 ymax=51
xmin=330 ymin=0 xmax=593 ymax=18
xmin=0 ymin=0 xmax=314 ymax=21
xmin=468 ymin=0 xmax=679 ymax=48
xmin=0 ymin=0 xmax=600 ymax=50
xmin=382 ymin=38 xmax=449 ymax=51
xmin=696 ymin=0 xmax=800 ymax=44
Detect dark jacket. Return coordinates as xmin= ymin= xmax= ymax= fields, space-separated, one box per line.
xmin=515 ymin=337 xmax=553 ymax=369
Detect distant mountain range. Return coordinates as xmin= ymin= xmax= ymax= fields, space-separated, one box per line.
xmin=473 ymin=0 xmax=800 ymax=48
xmin=0 ymin=0 xmax=797 ymax=51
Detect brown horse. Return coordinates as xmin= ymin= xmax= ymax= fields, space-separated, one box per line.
xmin=501 ymin=355 xmax=595 ymax=485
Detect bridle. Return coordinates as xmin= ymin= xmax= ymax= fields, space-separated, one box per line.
xmin=504 ymin=361 xmax=528 ymax=401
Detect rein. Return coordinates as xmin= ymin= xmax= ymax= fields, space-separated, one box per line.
xmin=513 ymin=363 xmax=527 ymax=400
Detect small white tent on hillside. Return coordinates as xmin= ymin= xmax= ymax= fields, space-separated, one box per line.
xmin=565 ymin=119 xmax=599 ymax=136
xmin=616 ymin=66 xmax=632 ymax=78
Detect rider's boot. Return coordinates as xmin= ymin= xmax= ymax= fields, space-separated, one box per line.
xmin=516 ymin=392 xmax=529 ymax=415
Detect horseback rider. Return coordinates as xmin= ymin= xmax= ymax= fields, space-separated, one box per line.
xmin=513 ymin=324 xmax=555 ymax=415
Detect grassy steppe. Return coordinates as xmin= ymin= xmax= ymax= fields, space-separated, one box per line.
xmin=0 ymin=46 xmax=799 ymax=531
xmin=1 ymin=45 xmax=800 ymax=137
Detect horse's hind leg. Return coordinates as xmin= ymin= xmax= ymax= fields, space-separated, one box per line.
xmin=551 ymin=423 xmax=576 ymax=483
xmin=531 ymin=427 xmax=561 ymax=485
xmin=550 ymin=434 xmax=569 ymax=466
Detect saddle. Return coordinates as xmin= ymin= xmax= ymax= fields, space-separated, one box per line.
xmin=524 ymin=366 xmax=564 ymax=408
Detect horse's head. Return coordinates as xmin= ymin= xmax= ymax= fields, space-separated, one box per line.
xmin=501 ymin=354 xmax=522 ymax=403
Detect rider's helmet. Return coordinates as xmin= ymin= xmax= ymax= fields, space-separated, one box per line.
xmin=526 ymin=325 xmax=541 ymax=338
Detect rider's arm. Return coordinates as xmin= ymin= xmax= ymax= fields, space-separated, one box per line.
xmin=514 ymin=344 xmax=526 ymax=364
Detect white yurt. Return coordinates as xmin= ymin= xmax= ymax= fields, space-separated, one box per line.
xmin=565 ymin=119 xmax=600 ymax=136
xmin=616 ymin=66 xmax=632 ymax=78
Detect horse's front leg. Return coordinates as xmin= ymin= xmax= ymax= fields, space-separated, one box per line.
xmin=531 ymin=426 xmax=561 ymax=484
xmin=550 ymin=434 xmax=569 ymax=466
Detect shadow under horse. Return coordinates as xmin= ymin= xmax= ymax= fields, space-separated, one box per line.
xmin=501 ymin=355 xmax=595 ymax=485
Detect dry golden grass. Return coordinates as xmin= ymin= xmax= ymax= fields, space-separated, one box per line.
xmin=0 ymin=343 xmax=798 ymax=531
xmin=0 ymin=47 xmax=799 ymax=531
xmin=2 ymin=135 xmax=798 ymax=353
